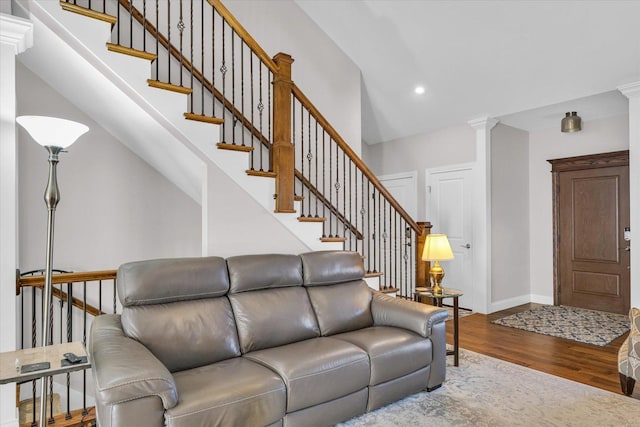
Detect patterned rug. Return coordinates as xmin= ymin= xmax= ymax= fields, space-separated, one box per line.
xmin=338 ymin=349 xmax=640 ymax=427
xmin=491 ymin=305 xmax=629 ymax=346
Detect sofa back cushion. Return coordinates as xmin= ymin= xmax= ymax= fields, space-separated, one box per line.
xmin=118 ymin=257 xmax=240 ymax=372
xmin=227 ymin=254 xmax=319 ymax=353
xmin=227 ymin=254 xmax=303 ymax=293
xmin=121 ymin=299 xmax=240 ymax=372
xmin=118 ymin=257 xmax=230 ymax=306
xmin=301 ymin=251 xmax=373 ymax=335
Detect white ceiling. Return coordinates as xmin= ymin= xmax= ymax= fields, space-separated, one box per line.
xmin=296 ymin=0 xmax=640 ymax=144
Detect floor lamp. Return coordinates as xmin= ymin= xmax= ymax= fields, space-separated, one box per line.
xmin=16 ymin=116 xmax=88 ymax=427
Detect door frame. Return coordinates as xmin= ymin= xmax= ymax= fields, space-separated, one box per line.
xmin=549 ymin=150 xmax=630 ymax=308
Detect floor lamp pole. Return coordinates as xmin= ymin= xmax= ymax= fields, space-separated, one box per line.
xmin=39 ymin=146 xmax=62 ymax=427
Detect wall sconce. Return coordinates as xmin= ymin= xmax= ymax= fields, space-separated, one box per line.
xmin=561 ymin=111 xmax=582 ymax=133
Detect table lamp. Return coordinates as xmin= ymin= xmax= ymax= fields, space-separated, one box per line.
xmin=421 ymin=233 xmax=454 ymax=295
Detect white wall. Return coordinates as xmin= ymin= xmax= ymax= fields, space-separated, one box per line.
xmin=17 ymin=63 xmax=202 ymax=271
xmin=363 ymin=125 xmax=476 ymax=221
xmin=491 ymin=124 xmax=530 ymax=309
xmin=223 ymin=0 xmax=362 ymax=155
xmin=528 ymin=114 xmax=629 ymax=302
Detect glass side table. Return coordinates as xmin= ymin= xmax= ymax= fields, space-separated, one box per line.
xmin=414 ymin=287 xmax=463 ymax=367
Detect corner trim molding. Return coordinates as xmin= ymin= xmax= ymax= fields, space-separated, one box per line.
xmin=0 ymin=13 xmax=33 ymax=54
xmin=468 ymin=117 xmax=499 ymax=131
xmin=618 ymin=81 xmax=640 ymax=99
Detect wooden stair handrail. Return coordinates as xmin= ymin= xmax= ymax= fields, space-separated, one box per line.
xmin=117 ymin=0 xmax=271 ymax=148
xmin=291 ymin=85 xmax=421 ymax=234
xmin=18 ymin=270 xmax=117 ymax=318
xmin=295 ymin=170 xmax=364 ymax=240
xmin=208 ymin=0 xmax=278 ymax=73
xmin=18 ymin=270 xmax=117 ymax=289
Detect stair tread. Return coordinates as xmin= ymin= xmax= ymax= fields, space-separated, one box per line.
xmin=185 ymin=112 xmax=224 ymax=125
xmin=380 ymin=287 xmax=399 ymax=294
xmin=60 ymin=1 xmax=117 ymax=25
xmin=298 ymin=216 xmax=325 ymax=223
xmin=106 ymin=43 xmax=156 ymax=61
xmin=365 ymin=271 xmax=384 ymax=278
xmin=320 ymin=236 xmax=347 ymax=243
xmin=217 ymin=143 xmax=254 ymax=152
xmin=147 ymin=79 xmax=192 ymax=95
xmin=246 ymin=169 xmax=276 ymax=178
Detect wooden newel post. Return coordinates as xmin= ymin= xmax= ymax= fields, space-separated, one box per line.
xmin=416 ymin=221 xmax=432 ymax=288
xmin=272 ymin=52 xmax=296 ymax=213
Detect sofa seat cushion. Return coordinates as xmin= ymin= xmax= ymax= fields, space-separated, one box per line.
xmin=166 ymin=358 xmax=286 ymax=427
xmin=244 ymin=337 xmax=370 ymax=413
xmin=333 ymin=326 xmax=432 ymax=385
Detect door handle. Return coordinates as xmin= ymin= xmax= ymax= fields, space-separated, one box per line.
xmin=460 ymin=244 xmax=471 ymax=249
xmin=620 ymin=246 xmax=631 ymax=252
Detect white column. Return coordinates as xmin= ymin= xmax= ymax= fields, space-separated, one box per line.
xmin=468 ymin=117 xmax=499 ymax=314
xmin=0 ymin=13 xmax=33 ymax=427
xmin=618 ymin=81 xmax=640 ymax=310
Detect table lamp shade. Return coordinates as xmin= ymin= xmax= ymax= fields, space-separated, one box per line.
xmin=422 ymin=234 xmax=454 ymax=261
xmin=16 ymin=115 xmax=88 ymax=148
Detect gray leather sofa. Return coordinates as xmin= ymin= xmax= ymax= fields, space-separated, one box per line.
xmin=88 ymin=251 xmax=448 ymax=427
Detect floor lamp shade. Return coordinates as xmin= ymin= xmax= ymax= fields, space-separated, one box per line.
xmin=16 ymin=115 xmax=89 ymax=148
xmin=16 ymin=115 xmax=88 ymax=427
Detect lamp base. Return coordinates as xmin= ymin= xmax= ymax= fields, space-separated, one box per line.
xmin=429 ymin=261 xmax=445 ymax=295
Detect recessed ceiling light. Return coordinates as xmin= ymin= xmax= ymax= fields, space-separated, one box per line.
xmin=414 ymin=86 xmax=425 ymax=95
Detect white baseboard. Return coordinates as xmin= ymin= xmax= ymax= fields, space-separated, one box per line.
xmin=488 ymin=294 xmax=532 ymax=314
xmin=530 ymin=294 xmax=554 ymax=305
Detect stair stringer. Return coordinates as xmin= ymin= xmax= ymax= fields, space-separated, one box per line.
xmin=20 ymin=0 xmax=343 ymax=253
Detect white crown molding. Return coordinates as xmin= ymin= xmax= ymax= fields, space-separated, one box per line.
xmin=617 ymin=81 xmax=640 ymax=99
xmin=468 ymin=117 xmax=499 ymax=131
xmin=0 ymin=13 xmax=33 ymax=54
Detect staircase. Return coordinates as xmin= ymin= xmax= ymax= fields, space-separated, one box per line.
xmin=16 ymin=0 xmax=429 ymax=293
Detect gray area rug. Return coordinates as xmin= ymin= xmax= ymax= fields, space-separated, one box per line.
xmin=491 ymin=305 xmax=629 ymax=346
xmin=338 ymin=349 xmax=640 ymax=427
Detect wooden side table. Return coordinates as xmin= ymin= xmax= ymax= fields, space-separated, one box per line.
xmin=414 ymin=287 xmax=463 ymax=367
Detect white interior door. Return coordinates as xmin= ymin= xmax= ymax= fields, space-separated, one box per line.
xmin=378 ymin=171 xmax=418 ymax=219
xmin=426 ymin=164 xmax=474 ymax=309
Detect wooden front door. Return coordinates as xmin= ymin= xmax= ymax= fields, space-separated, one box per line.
xmin=549 ymin=151 xmax=630 ymax=315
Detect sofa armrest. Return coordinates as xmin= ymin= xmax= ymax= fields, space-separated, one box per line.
xmin=89 ymin=314 xmax=178 ymax=410
xmin=371 ymin=292 xmax=448 ymax=337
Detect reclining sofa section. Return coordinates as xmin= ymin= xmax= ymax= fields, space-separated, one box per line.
xmin=88 ymin=250 xmax=448 ymax=427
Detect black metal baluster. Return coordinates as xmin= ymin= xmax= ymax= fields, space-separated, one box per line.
xmin=190 ymin=0 xmax=194 ymax=113
xmin=322 ymin=130 xmax=326 ymax=237
xmin=128 ymin=0 xmax=133 ymax=49
xmin=231 ymin=29 xmax=236 ymax=145
xmin=299 ymin=103 xmax=305 ymax=216
xmin=250 ymin=52 xmax=255 ymax=168
xmin=315 ymin=121 xmax=319 ymax=218
xmin=65 ymin=282 xmax=72 ymax=420
xmin=220 ymin=19 xmax=226 ymax=142
xmin=307 ymin=109 xmax=312 ymax=217
xmin=258 ymin=64 xmax=264 ymax=170
xmin=343 ymin=150 xmax=346 ymax=242
xmin=211 ymin=5 xmax=215 ymax=117
xmin=116 ymin=0 xmax=120 ymax=45
xmin=155 ymin=0 xmax=159 ymax=79
xmin=143 ymin=0 xmax=147 ymax=52
xmin=167 ymin=0 xmax=171 ymax=83
xmin=240 ymin=41 xmax=245 ymax=148
xmin=31 ymin=288 xmax=36 ymax=426
xmin=82 ymin=282 xmax=88 ymax=417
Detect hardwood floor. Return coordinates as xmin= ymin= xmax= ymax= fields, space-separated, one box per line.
xmin=446 ymin=303 xmax=639 ymax=399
